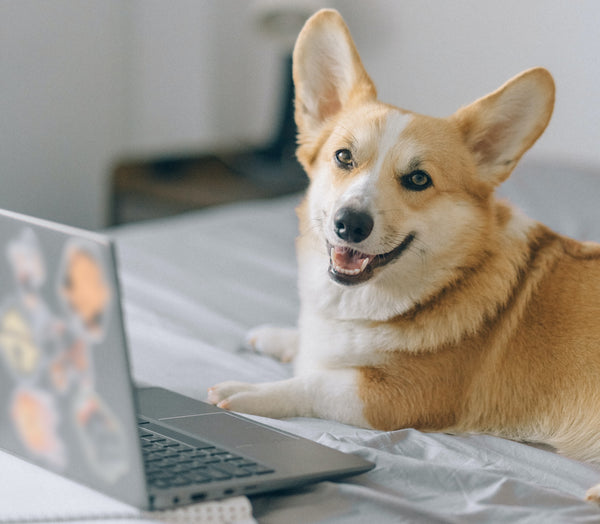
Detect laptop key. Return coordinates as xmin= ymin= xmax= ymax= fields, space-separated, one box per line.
xmin=193 ymin=447 xmax=217 ymax=456
xmin=204 ymin=467 xmax=232 ymax=481
xmin=145 ymin=455 xmax=165 ymax=464
xmin=175 ymin=456 xmax=195 ymax=465
xmin=234 ymin=459 xmax=257 ymax=467
xmin=193 ymin=456 xmax=222 ymax=466
xmin=159 ymin=458 xmax=180 ymax=467
xmin=188 ymin=471 xmax=212 ymax=483
xmin=210 ymin=449 xmax=230 ymax=456
xmin=171 ymin=463 xmax=193 ymax=473
xmin=170 ymin=476 xmax=194 ymax=487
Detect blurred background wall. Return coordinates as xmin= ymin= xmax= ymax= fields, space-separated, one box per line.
xmin=1 ymin=0 xmax=599 ymax=229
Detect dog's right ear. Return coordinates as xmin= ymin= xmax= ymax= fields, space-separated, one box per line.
xmin=293 ymin=9 xmax=376 ymax=166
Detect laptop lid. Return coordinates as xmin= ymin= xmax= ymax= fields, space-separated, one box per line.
xmin=0 ymin=209 xmax=148 ymax=508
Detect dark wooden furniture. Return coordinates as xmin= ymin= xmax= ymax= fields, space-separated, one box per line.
xmin=109 ymin=149 xmax=307 ymax=225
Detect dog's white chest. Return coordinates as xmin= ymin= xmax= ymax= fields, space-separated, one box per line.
xmin=294 ymin=309 xmax=401 ymax=375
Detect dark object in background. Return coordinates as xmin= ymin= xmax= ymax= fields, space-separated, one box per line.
xmin=110 ymin=55 xmax=306 ymax=226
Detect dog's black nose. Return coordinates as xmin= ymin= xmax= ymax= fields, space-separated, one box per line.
xmin=334 ymin=207 xmax=374 ymax=243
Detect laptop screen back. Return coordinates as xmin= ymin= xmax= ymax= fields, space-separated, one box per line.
xmin=0 ymin=209 xmax=147 ymax=508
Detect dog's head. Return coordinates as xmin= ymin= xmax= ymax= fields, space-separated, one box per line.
xmin=293 ymin=9 xmax=554 ymax=316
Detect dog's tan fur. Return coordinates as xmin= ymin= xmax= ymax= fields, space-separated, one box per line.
xmin=209 ymin=9 xmax=600 ymax=501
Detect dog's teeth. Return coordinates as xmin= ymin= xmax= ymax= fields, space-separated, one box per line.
xmin=329 ymin=246 xmax=370 ymax=276
xmin=336 ymin=267 xmax=360 ymax=275
xmin=331 ymin=260 xmax=368 ymax=275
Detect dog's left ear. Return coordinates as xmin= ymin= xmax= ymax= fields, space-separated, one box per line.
xmin=293 ymin=9 xmax=377 ymax=165
xmin=452 ymin=68 xmax=555 ymax=185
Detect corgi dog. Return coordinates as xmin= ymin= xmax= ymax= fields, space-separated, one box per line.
xmin=208 ymin=9 xmax=600 ymax=501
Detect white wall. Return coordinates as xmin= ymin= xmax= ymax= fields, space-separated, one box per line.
xmin=1 ymin=1 xmax=599 ymax=229
xmin=339 ymin=0 xmax=600 ymax=168
xmin=0 ymin=1 xmax=129 ymax=229
xmin=125 ymin=0 xmax=286 ymax=155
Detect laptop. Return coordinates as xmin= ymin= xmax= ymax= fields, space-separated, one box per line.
xmin=0 ymin=208 xmax=373 ymax=510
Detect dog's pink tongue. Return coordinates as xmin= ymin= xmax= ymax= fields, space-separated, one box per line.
xmin=332 ymin=246 xmax=371 ymax=271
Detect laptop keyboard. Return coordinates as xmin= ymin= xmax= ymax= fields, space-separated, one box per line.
xmin=138 ymin=421 xmax=275 ymax=490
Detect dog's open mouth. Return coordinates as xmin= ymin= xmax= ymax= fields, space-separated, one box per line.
xmin=328 ymin=233 xmax=416 ymax=285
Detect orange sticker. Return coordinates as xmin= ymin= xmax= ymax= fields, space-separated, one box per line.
xmin=11 ymin=388 xmax=65 ymax=468
xmin=59 ymin=243 xmax=111 ymax=341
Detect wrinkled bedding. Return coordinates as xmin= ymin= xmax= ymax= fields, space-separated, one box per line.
xmin=112 ymin=159 xmax=600 ymax=523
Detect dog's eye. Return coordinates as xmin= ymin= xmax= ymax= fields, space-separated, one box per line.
xmin=401 ymin=170 xmax=432 ymax=191
xmin=335 ymin=149 xmax=354 ymax=169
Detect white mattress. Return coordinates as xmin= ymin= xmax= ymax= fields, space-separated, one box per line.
xmin=112 ymin=158 xmax=600 ymax=523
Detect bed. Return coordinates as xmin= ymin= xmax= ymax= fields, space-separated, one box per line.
xmin=5 ymin=159 xmax=600 ymax=523
xmin=104 ymin=158 xmax=600 ymax=523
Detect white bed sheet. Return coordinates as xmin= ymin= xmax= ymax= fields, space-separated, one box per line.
xmin=113 ymin=159 xmax=600 ymax=523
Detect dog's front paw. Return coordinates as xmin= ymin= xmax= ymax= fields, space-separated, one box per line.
xmin=207 ymin=380 xmax=280 ymax=417
xmin=585 ymin=484 xmax=600 ymax=504
xmin=207 ymin=381 xmax=257 ymax=410
xmin=207 ymin=379 xmax=298 ymax=418
xmin=245 ymin=325 xmax=299 ymax=363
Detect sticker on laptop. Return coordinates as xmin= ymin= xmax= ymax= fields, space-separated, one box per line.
xmin=0 ymin=305 xmax=42 ymax=380
xmin=10 ymin=387 xmax=66 ymax=469
xmin=74 ymin=389 xmax=129 ymax=483
xmin=58 ymin=239 xmax=111 ymax=343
